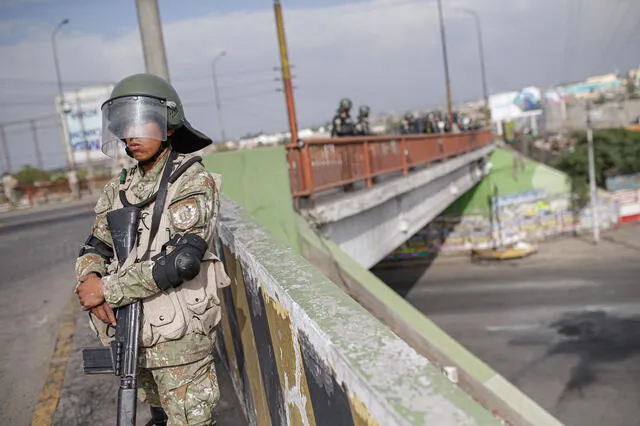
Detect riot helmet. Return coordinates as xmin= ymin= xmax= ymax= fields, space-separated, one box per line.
xmin=101 ymin=73 xmax=212 ymax=160
xmin=338 ymin=98 xmax=352 ymax=113
xmin=358 ymin=105 xmax=370 ymax=119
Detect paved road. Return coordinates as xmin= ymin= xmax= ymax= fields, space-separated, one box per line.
xmin=0 ymin=202 xmax=246 ymax=425
xmin=373 ymin=226 xmax=640 ymax=426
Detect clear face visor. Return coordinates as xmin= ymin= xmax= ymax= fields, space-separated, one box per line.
xmin=101 ymin=96 xmax=168 ymax=159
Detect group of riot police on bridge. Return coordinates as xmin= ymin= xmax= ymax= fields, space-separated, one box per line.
xmin=331 ymin=98 xmax=372 ymax=137
xmin=330 ymin=97 xmax=482 ymax=138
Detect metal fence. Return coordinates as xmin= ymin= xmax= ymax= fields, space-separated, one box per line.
xmin=286 ymin=130 xmax=493 ymax=200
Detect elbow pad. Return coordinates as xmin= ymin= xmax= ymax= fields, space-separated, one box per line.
xmin=151 ymin=234 xmax=208 ymax=291
xmin=78 ymin=235 xmax=114 ymax=259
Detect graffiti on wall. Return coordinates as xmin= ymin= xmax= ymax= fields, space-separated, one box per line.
xmin=606 ymin=172 xmax=640 ymax=223
xmin=385 ymin=189 xmax=619 ymax=259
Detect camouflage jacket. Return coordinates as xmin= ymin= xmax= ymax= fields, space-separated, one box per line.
xmin=75 ymin=149 xmax=229 ymax=367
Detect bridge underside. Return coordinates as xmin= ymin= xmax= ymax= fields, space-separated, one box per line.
xmin=302 ymin=145 xmax=494 ymax=269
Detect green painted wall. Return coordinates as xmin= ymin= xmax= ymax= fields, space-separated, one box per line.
xmin=204 ymin=146 xmax=560 ymax=425
xmin=445 ymin=147 xmax=571 ymax=216
xmin=203 ymin=146 xmax=299 ymax=251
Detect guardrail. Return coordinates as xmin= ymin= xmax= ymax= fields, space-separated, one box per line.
xmin=286 ymin=129 xmax=494 ymax=200
xmin=10 ymin=177 xmax=112 ymax=207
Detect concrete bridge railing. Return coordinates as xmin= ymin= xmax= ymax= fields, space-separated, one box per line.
xmin=214 ymin=197 xmax=503 ymax=425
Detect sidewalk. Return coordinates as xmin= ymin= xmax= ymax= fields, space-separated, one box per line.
xmin=375 ymin=221 xmax=640 ymax=270
xmin=47 ymin=304 xmax=247 ymax=425
xmin=0 ymin=194 xmax=99 ymax=220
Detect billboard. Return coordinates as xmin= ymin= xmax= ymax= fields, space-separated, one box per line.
xmin=55 ymin=85 xmax=114 ymax=167
xmin=489 ymin=86 xmax=543 ymax=123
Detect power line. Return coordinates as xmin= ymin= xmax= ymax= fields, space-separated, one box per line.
xmin=571 ymin=0 xmax=582 ymax=80
xmin=596 ymin=2 xmax=634 ymax=71
xmin=4 ymin=123 xmax=60 ymax=134
xmin=0 ymin=101 xmax=58 ymax=107
xmin=603 ymin=3 xmax=640 ymax=71
xmin=0 ymin=114 xmax=58 ymax=127
xmin=172 ymin=67 xmax=278 ymax=83
xmin=219 ymin=77 xmax=282 ymax=90
xmin=562 ymin=0 xmax=577 ymax=82
xmin=221 ymin=89 xmax=279 ymax=102
xmin=184 ymin=88 xmax=279 ymax=107
xmin=176 ymin=77 xmax=283 ymax=97
xmin=0 ymin=77 xmax=115 ymax=86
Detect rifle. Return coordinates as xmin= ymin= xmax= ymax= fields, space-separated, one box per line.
xmin=82 ymin=206 xmax=142 ymax=426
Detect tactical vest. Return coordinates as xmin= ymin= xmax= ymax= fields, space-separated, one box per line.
xmin=90 ymin=153 xmax=230 ymax=348
xmin=355 ymin=119 xmax=370 ymax=136
xmin=332 ymin=114 xmax=355 ymax=137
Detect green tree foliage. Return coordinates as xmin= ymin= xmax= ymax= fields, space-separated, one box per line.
xmin=554 ymin=128 xmax=640 ymax=208
xmin=13 ymin=165 xmax=51 ymax=186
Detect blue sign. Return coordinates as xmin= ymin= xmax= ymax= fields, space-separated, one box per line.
xmin=605 ymin=173 xmax=640 ymax=192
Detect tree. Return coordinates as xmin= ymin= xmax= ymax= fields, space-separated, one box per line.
xmin=554 ymin=128 xmax=640 ymax=208
xmin=593 ymin=94 xmax=607 ymax=105
xmin=626 ymin=79 xmax=637 ymax=98
xmin=14 ymin=165 xmax=51 ymax=186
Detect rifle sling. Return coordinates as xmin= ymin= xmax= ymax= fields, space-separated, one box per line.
xmin=117 ymin=153 xmax=203 ymax=251
xmin=148 ymin=149 xmax=178 ymax=247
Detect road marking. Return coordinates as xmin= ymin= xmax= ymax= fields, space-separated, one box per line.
xmin=412 ymin=278 xmax=599 ymax=295
xmin=30 ymin=296 xmax=78 ymax=426
xmin=486 ymin=324 xmax=540 ymax=332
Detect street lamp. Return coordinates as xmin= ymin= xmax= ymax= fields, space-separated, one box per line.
xmin=52 ymin=18 xmax=70 ymax=114
xmin=211 ymin=51 xmax=227 ymax=142
xmin=457 ymin=8 xmax=490 ymax=123
xmin=436 ymin=0 xmax=454 ymax=129
xmin=51 ymin=18 xmax=75 ymax=171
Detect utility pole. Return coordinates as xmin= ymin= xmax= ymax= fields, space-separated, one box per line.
xmin=30 ymin=120 xmax=44 ymax=170
xmin=211 ymin=51 xmax=227 ymax=142
xmin=135 ymin=0 xmax=170 ymax=81
xmin=273 ymin=0 xmax=299 ymax=145
xmin=586 ymin=99 xmax=600 ymax=244
xmin=0 ymin=125 xmax=10 ymax=173
xmin=437 ymin=0 xmax=454 ymax=128
xmin=74 ymin=91 xmax=95 ymax=194
xmin=618 ymin=91 xmax=628 ymax=127
xmin=561 ymin=99 xmax=569 ymax=133
xmin=274 ymin=0 xmax=313 ymax=208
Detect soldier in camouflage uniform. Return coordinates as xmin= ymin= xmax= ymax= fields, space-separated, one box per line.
xmin=354 ymin=105 xmax=372 ymax=136
xmin=330 ymin=98 xmax=355 ymax=137
xmin=400 ymin=112 xmax=416 ymax=134
xmin=74 ymin=73 xmax=229 ymax=426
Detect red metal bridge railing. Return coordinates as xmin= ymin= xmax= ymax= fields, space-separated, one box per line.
xmin=286 ymin=129 xmax=493 ymax=200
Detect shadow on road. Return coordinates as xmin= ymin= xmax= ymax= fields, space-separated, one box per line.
xmin=371 ymin=255 xmax=442 ymax=297
xmin=508 ymin=310 xmax=640 ymax=404
xmin=370 ymin=215 xmax=468 ymax=297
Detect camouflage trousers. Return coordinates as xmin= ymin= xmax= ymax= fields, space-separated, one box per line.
xmin=137 ymin=354 xmax=220 ymax=425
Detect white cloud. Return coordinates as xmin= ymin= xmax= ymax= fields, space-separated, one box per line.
xmin=0 ymin=0 xmax=638 ymax=170
xmin=0 ymin=0 xmax=47 ymax=8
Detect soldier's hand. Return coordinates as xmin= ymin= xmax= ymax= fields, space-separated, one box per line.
xmin=76 ymin=273 xmax=105 ymax=309
xmin=90 ymin=303 xmax=117 ymax=326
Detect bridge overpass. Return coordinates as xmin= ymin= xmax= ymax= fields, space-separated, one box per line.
xmin=288 ymin=131 xmax=493 ymax=268
xmin=204 ymin=130 xmax=563 ymax=425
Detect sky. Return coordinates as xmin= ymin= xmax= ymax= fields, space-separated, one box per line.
xmin=0 ymin=0 xmax=639 ymax=171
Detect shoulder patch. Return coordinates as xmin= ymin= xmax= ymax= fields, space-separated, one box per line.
xmin=169 ymin=197 xmax=201 ymax=231
xmin=174 ymin=164 xmax=216 ymax=199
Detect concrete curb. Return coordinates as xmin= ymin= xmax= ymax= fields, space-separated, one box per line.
xmin=0 ymin=197 xmax=99 ymax=234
